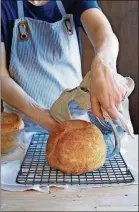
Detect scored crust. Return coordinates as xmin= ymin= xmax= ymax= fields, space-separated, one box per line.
xmin=46 ymin=120 xmax=106 ymax=175
xmin=1 ymin=112 xmax=24 ymax=134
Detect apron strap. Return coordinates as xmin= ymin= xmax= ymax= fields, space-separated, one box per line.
xmin=56 ymin=1 xmax=66 ymax=16
xmin=17 ymin=0 xmax=24 ymax=18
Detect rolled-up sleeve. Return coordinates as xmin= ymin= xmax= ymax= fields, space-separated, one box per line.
xmin=73 ymin=0 xmax=101 ymax=27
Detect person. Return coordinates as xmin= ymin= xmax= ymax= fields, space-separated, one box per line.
xmin=1 ymin=0 xmax=127 ymax=133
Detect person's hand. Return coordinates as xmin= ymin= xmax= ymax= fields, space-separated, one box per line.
xmin=33 ymin=109 xmax=59 ymax=133
xmin=44 ymin=110 xmax=59 ymax=133
xmin=90 ymin=55 xmax=128 ymax=120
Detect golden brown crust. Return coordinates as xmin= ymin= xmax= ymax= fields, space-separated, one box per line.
xmin=1 ymin=112 xmax=24 ymax=134
xmin=1 ymin=131 xmax=23 ymax=154
xmin=46 ymin=120 xmax=106 ymax=175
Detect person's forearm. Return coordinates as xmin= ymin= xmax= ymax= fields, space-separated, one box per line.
xmin=1 ymin=41 xmax=57 ymax=132
xmin=1 ymin=76 xmax=49 ymax=126
xmin=81 ymin=8 xmax=119 ymax=69
xmin=81 ymin=9 xmax=128 ymax=120
xmin=90 ymin=30 xmax=119 ymax=70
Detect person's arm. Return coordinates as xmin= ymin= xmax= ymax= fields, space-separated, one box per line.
xmin=81 ymin=8 xmax=127 ymax=120
xmin=1 ymin=42 xmax=58 ymax=132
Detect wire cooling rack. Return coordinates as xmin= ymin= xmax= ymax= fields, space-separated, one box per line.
xmin=16 ymin=134 xmax=134 ymax=185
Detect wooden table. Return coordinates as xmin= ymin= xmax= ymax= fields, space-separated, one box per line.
xmin=1 ymin=135 xmax=138 ymax=211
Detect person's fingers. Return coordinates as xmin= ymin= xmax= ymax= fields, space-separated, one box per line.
xmin=91 ymin=97 xmax=104 ymax=120
xmin=103 ymin=104 xmax=120 ymax=120
xmin=98 ymin=94 xmax=120 ymax=120
xmin=113 ymin=85 xmax=128 ymax=104
xmin=110 ymin=90 xmax=122 ymax=105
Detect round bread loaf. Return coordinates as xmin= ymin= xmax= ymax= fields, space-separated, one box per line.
xmin=1 ymin=112 xmax=24 ymax=154
xmin=1 ymin=112 xmax=24 ymax=134
xmin=46 ymin=120 xmax=106 ymax=175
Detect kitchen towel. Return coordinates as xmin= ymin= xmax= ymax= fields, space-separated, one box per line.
xmin=50 ymin=71 xmax=135 ymax=137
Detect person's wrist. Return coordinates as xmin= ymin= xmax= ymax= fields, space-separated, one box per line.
xmin=25 ymin=100 xmax=58 ymax=132
xmin=46 ymin=112 xmax=58 ymax=132
xmin=91 ymin=53 xmax=117 ymax=76
xmin=94 ymin=33 xmax=119 ymax=71
xmin=95 ymin=33 xmax=119 ymax=55
xmin=31 ymin=107 xmax=57 ymax=132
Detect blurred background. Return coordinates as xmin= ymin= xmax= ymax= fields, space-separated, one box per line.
xmin=81 ymin=0 xmax=138 ymax=134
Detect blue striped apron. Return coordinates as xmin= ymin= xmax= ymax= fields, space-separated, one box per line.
xmin=3 ymin=0 xmax=83 ymax=132
xmin=3 ymin=0 xmax=124 ymax=158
